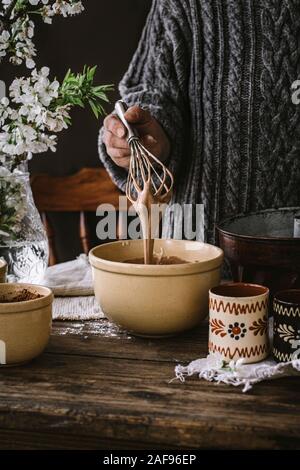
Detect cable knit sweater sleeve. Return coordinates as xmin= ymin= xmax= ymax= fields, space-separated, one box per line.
xmin=98 ymin=0 xmax=191 ymax=192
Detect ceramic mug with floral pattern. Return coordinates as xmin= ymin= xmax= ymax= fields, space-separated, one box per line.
xmin=273 ymin=290 xmax=300 ymax=363
xmin=209 ymin=283 xmax=270 ymax=364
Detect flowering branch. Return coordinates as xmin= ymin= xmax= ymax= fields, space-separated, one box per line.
xmin=0 ymin=66 xmax=113 ymax=170
xmin=0 ymin=1 xmax=114 ymax=249
xmin=0 ymin=0 xmax=84 ymax=68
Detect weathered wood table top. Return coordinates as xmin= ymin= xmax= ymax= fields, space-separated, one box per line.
xmin=0 ymin=318 xmax=299 ymax=450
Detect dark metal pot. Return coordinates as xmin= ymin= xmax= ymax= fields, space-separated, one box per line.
xmin=217 ymin=208 xmax=300 ymax=297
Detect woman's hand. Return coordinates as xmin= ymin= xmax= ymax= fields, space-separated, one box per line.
xmin=103 ymin=105 xmax=170 ymax=169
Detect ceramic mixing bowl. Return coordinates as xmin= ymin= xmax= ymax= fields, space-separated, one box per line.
xmin=0 ymin=259 xmax=7 ymax=283
xmin=0 ymin=284 xmax=53 ymax=366
xmin=217 ymin=207 xmax=300 ymax=297
xmin=89 ymin=239 xmax=223 ymax=337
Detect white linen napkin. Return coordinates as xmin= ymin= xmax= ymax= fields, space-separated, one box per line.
xmin=175 ymin=353 xmax=300 ymax=392
xmin=42 ymin=254 xmax=104 ymax=321
xmin=174 ymin=320 xmax=300 ymax=392
xmin=42 ymin=254 xmax=93 ymax=296
xmin=52 ymin=296 xmax=103 ymax=321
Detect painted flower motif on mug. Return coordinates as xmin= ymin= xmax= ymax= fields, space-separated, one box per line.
xmin=228 ymin=322 xmax=247 ymax=340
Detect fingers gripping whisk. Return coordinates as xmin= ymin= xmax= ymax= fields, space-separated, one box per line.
xmin=114 ymin=101 xmax=174 ymax=205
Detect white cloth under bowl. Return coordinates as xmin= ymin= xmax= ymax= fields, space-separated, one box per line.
xmin=43 ymin=254 xmax=93 ymax=296
xmin=42 ymin=254 xmax=104 ymax=321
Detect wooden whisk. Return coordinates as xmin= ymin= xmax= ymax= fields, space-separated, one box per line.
xmin=115 ymin=101 xmax=174 ymax=263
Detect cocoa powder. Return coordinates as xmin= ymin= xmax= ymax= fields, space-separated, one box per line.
xmin=0 ymin=289 xmax=43 ymax=303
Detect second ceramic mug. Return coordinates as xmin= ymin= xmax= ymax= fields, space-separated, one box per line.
xmin=209 ymin=283 xmax=270 ymax=364
xmin=273 ymin=290 xmax=300 ymax=363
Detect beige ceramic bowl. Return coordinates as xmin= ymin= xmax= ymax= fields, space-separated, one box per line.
xmin=0 ymin=259 xmax=7 ymax=283
xmin=0 ymin=284 xmax=53 ymax=366
xmin=90 ymin=239 xmax=224 ymax=337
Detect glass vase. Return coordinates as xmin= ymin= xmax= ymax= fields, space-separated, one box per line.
xmin=0 ymin=167 xmax=49 ymax=284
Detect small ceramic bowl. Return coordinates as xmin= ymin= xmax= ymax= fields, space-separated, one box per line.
xmin=89 ymin=239 xmax=223 ymax=337
xmin=0 ymin=259 xmax=7 ymax=283
xmin=0 ymin=284 xmax=53 ymax=366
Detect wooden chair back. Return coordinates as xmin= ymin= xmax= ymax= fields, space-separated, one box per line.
xmin=31 ymin=167 xmax=121 ymax=265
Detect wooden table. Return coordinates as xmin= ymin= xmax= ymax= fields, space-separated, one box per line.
xmin=0 ymin=318 xmax=299 ymax=450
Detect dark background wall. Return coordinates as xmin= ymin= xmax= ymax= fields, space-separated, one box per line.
xmin=1 ymin=0 xmax=152 ymax=261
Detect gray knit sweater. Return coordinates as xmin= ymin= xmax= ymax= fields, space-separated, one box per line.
xmin=99 ymin=0 xmax=300 ymax=242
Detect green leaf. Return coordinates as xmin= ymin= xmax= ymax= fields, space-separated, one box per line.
xmin=52 ymin=65 xmax=114 ymax=119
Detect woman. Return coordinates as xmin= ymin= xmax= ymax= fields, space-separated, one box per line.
xmin=99 ymin=0 xmax=300 ymax=242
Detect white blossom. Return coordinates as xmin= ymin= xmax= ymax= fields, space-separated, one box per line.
xmin=0 ymin=166 xmax=12 ymax=177
xmin=0 ymin=30 xmax=9 ymax=58
xmin=0 ymin=1 xmax=84 ymax=68
xmin=0 ymin=68 xmax=69 ymax=160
